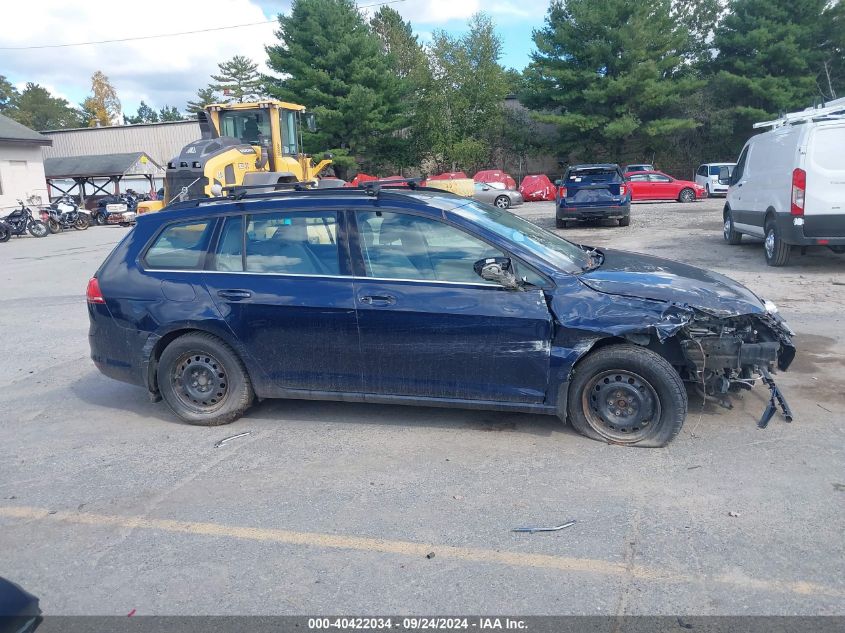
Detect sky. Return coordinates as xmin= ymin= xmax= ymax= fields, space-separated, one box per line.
xmin=0 ymin=0 xmax=545 ymax=123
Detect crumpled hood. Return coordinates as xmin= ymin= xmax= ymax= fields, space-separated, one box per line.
xmin=578 ymin=248 xmax=765 ymax=316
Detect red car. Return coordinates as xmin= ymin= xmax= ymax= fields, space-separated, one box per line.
xmin=626 ymin=171 xmax=707 ymax=202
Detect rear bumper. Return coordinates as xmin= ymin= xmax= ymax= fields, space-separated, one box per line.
xmin=556 ymin=204 xmax=630 ymax=221
xmin=774 ymin=213 xmax=845 ymax=246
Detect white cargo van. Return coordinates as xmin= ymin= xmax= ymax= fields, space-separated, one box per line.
xmin=722 ymin=98 xmax=845 ymax=266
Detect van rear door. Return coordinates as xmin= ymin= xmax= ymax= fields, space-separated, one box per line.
xmin=805 ymin=123 xmax=845 ymax=237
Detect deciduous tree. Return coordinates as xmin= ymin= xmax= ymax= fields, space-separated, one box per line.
xmin=81 ymin=70 xmax=122 ymax=126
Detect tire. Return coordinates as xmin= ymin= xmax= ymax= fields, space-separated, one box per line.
xmin=618 ymin=215 xmax=630 ymax=227
xmin=555 ymin=217 xmax=568 ymax=228
xmin=28 ymin=221 xmax=49 ymax=238
xmin=678 ymin=188 xmax=695 ymax=203
xmin=723 ymin=209 xmax=742 ymax=244
xmin=764 ymin=218 xmax=791 ymax=266
xmin=94 ymin=212 xmax=106 ymax=226
xmin=0 ymin=225 xmax=9 ymax=243
xmin=564 ymin=344 xmax=687 ymax=447
xmin=494 ymin=195 xmax=510 ymax=209
xmin=157 ymin=332 xmax=254 ymax=426
xmin=74 ymin=214 xmax=90 ymax=230
xmin=705 ymin=184 xmax=711 ymax=198
xmin=47 ymin=219 xmax=61 ymax=233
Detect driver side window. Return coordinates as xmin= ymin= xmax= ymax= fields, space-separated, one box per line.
xmin=357 ymin=211 xmax=504 ymax=284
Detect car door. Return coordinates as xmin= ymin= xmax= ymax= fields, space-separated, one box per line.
xmin=351 ymin=209 xmax=553 ymax=404
xmin=202 ymin=209 xmax=362 ymax=393
xmin=647 ymin=173 xmax=674 ymax=199
xmin=729 ymin=145 xmax=759 ymax=235
xmin=627 ymin=174 xmax=650 ymax=200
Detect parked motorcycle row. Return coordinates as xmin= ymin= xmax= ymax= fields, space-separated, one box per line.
xmin=1 ymin=191 xmax=145 ymax=244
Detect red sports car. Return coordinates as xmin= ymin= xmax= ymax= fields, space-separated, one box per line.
xmin=626 ymin=171 xmax=707 ymax=202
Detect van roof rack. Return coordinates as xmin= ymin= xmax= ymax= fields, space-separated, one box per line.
xmin=754 ymin=97 xmax=845 ymax=129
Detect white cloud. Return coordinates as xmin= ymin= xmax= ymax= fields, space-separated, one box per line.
xmin=1 ymin=0 xmax=280 ymax=114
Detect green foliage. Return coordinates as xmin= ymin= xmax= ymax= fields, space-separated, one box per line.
xmin=211 ymin=55 xmax=263 ymax=103
xmin=186 ymin=86 xmax=219 ymax=115
xmin=0 ymin=75 xmax=19 ymax=113
xmin=708 ymin=0 xmax=845 ymax=152
xmin=124 ymin=101 xmax=159 ymax=124
xmin=523 ymin=0 xmax=702 ymax=164
xmin=158 ymin=105 xmax=184 ymax=121
xmin=7 ymin=83 xmax=84 ymax=130
xmin=266 ymin=0 xmax=409 ymax=175
xmin=415 ymin=12 xmax=510 ymax=173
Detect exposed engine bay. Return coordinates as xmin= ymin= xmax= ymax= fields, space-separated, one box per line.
xmin=674 ymin=311 xmax=795 ymax=427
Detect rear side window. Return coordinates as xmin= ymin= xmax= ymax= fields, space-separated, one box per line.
xmin=245 ymin=211 xmax=340 ymax=275
xmin=144 ymin=220 xmax=214 ymax=270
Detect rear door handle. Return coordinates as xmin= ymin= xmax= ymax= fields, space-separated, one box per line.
xmin=217 ymin=289 xmax=252 ymax=300
xmin=359 ymin=294 xmax=396 ymax=306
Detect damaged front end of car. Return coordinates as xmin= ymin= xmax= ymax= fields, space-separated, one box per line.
xmin=674 ymin=308 xmax=796 ymax=427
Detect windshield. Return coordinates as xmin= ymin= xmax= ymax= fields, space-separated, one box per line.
xmin=452 ymin=201 xmax=590 ymax=273
xmin=219 ymin=109 xmax=271 ymax=146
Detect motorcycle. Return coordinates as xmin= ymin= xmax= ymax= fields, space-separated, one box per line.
xmin=92 ymin=189 xmax=145 ymax=226
xmin=42 ymin=196 xmax=90 ymax=232
xmin=0 ymin=200 xmax=49 ymax=240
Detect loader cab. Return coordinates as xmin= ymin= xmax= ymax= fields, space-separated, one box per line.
xmin=215 ymin=106 xmax=299 ymax=157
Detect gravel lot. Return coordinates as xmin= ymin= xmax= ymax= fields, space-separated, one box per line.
xmin=0 ymin=199 xmax=843 ymax=616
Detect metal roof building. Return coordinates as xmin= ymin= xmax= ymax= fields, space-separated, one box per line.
xmin=41 ymin=120 xmax=200 ymax=166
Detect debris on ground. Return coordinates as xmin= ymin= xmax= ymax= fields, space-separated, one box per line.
xmin=426 ymin=552 xmax=435 ymax=559
xmin=452 ymin=495 xmax=464 ymax=501
xmin=728 ymin=511 xmax=740 ymax=518
xmin=213 ymin=431 xmax=252 ymax=448
xmin=512 ymin=520 xmax=576 ymax=533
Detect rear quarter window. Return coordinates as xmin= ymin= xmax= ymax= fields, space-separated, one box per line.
xmin=144 ymin=220 xmax=215 ymax=270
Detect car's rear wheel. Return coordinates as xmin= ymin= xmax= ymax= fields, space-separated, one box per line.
xmin=764 ymin=219 xmax=791 ymax=266
xmin=564 ymin=344 xmax=687 ymax=447
xmin=678 ymin=188 xmax=695 ymax=203
xmin=555 ymin=217 xmax=568 ymax=228
xmin=157 ymin=332 xmax=254 ymax=426
xmin=618 ymin=215 xmax=630 ymax=227
xmin=723 ymin=209 xmax=742 ymax=244
xmin=494 ymin=195 xmax=511 ymax=209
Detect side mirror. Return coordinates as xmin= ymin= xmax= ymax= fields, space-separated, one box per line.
xmin=323 ymin=152 xmax=333 ymax=160
xmin=305 ymin=113 xmax=317 ymax=133
xmin=718 ymin=166 xmax=732 ymax=185
xmin=554 ymin=179 xmax=562 ymax=186
xmin=474 ymin=257 xmax=520 ymax=290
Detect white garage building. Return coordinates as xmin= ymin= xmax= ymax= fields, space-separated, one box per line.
xmin=0 ymin=113 xmax=52 ymax=212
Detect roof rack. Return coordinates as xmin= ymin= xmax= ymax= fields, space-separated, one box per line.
xmin=162 ymin=178 xmax=460 ymax=211
xmin=754 ymin=97 xmax=845 ymax=129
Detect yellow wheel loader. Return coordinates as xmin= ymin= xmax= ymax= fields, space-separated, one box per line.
xmin=138 ymin=100 xmax=333 ymax=214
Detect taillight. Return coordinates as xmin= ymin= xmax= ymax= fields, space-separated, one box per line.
xmin=619 ymin=185 xmax=627 ymax=196
xmin=558 ymin=186 xmax=567 ymax=199
xmin=86 ymin=277 xmax=105 ymax=304
xmin=791 ymin=168 xmax=806 ymax=216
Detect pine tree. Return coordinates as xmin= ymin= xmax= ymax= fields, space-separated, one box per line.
xmin=211 ymin=56 xmax=263 ymax=103
xmin=124 ymin=101 xmax=159 ymax=124
xmin=266 ymin=0 xmax=408 ymax=175
xmin=0 ymin=75 xmax=19 ymax=113
xmin=522 ymin=0 xmax=701 ymax=163
xmin=9 ymin=83 xmax=84 ymax=130
xmin=158 ymin=105 xmax=184 ymax=121
xmin=709 ymin=0 xmax=845 ymax=151
xmin=186 ymin=86 xmax=219 ymax=115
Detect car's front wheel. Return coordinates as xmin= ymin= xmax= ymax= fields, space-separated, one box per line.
xmin=564 ymin=344 xmax=687 ymax=447
xmin=157 ymin=332 xmax=254 ymax=426
xmin=678 ymin=188 xmax=696 ymax=203
xmin=494 ymin=195 xmax=510 ymax=209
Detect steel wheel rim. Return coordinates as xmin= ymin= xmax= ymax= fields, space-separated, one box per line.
xmin=172 ymin=351 xmax=229 ymax=414
xmin=581 ymin=369 xmax=661 ymax=442
xmin=723 ymin=218 xmax=731 ymax=240
xmin=765 ymin=230 xmax=775 ymax=259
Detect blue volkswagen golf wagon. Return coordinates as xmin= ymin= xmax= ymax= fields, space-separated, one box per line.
xmin=88 ymin=184 xmax=795 ymax=447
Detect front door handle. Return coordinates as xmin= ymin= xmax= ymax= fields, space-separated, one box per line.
xmin=359 ymin=294 xmax=396 ymax=306
xmin=217 ymin=289 xmax=252 ymax=300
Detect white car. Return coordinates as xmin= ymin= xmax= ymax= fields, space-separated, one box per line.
xmin=723 ymin=97 xmax=845 ymax=266
xmin=695 ymin=162 xmax=736 ymax=197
